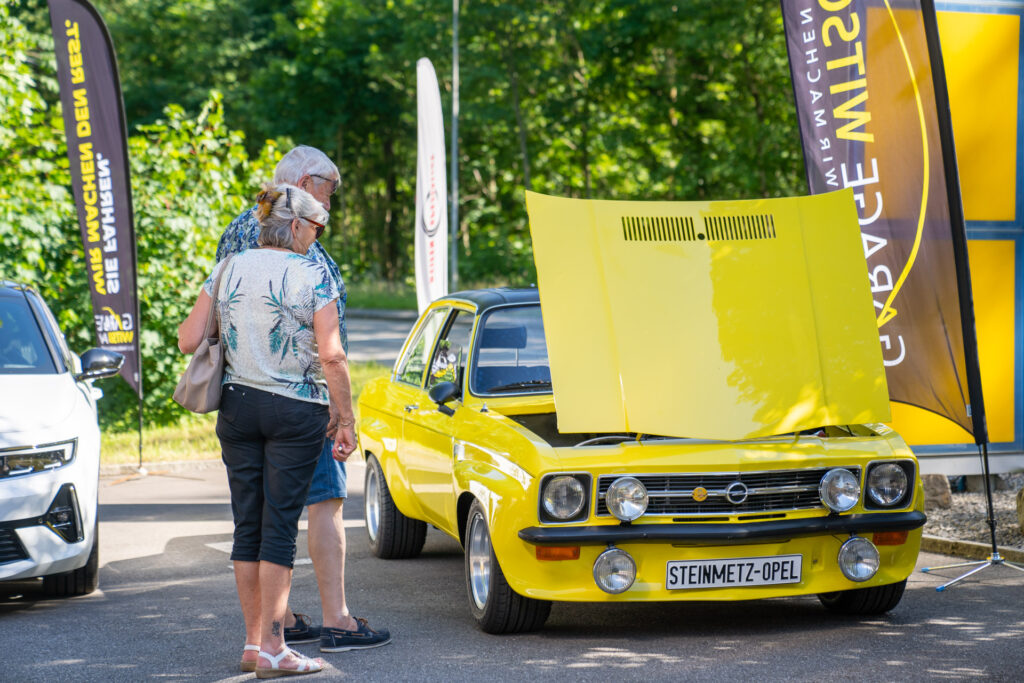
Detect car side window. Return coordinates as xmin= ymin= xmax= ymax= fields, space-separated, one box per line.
xmin=427 ymin=310 xmax=474 ymax=392
xmin=395 ymin=308 xmax=449 ymax=387
xmin=471 ymin=304 xmax=551 ymax=395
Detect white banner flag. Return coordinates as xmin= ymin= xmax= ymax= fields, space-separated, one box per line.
xmin=415 ymin=57 xmax=448 ymax=313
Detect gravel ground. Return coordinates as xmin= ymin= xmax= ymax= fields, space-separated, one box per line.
xmin=923 ymin=473 xmax=1024 ymax=550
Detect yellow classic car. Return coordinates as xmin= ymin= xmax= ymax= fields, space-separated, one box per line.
xmin=359 ymin=191 xmax=925 ymax=633
xmin=358 ymin=287 xmax=925 ymax=633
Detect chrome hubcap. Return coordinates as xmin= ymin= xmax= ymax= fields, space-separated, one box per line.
xmin=365 ymin=464 xmax=380 ymax=542
xmin=467 ymin=511 xmax=491 ymax=610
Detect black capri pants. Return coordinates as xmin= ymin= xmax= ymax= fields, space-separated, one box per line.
xmin=217 ymin=384 xmax=329 ymax=568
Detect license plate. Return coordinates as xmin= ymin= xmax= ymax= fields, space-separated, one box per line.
xmin=666 ymin=554 xmax=802 ymax=590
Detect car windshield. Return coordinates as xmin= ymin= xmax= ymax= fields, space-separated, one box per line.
xmin=0 ymin=294 xmax=57 ymax=375
xmin=472 ymin=304 xmax=551 ymax=395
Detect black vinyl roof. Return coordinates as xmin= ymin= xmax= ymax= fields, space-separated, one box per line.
xmin=441 ymin=287 xmax=539 ymax=314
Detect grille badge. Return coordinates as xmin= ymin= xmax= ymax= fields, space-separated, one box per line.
xmin=725 ymin=482 xmax=749 ymax=505
xmin=692 ymin=487 xmax=708 ymax=502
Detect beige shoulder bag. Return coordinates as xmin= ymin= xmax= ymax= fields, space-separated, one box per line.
xmin=173 ymin=255 xmax=233 ymax=413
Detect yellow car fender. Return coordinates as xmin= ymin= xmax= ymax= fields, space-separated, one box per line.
xmin=358 ymin=413 xmax=427 ymax=523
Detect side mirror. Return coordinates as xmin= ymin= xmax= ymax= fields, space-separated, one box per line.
xmin=428 ymin=381 xmax=459 ymax=417
xmin=76 ymin=348 xmax=124 ymax=382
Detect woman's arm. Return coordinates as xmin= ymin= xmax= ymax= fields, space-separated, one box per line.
xmin=177 ymin=289 xmax=213 ymax=354
xmin=313 ymin=303 xmax=356 ymax=459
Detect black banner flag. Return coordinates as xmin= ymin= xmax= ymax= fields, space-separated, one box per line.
xmin=47 ymin=0 xmax=141 ymax=398
xmin=780 ymin=0 xmax=986 ymax=442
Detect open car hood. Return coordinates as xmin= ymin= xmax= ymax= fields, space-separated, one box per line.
xmin=525 ymin=189 xmax=890 ymax=441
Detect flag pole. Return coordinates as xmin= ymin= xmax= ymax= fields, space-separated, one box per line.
xmin=450 ymin=0 xmax=460 ymax=292
xmin=916 ymin=0 xmax=1024 ymax=588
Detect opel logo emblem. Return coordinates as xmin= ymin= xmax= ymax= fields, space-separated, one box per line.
xmin=725 ymin=481 xmax=749 ymax=505
xmin=692 ymin=486 xmax=708 ymax=502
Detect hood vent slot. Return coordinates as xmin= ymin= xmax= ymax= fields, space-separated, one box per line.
xmin=702 ymin=214 xmax=776 ymax=241
xmin=622 ymin=216 xmax=695 ymax=242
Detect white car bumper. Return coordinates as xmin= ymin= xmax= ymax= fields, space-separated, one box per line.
xmin=0 ymin=438 xmax=99 ymax=582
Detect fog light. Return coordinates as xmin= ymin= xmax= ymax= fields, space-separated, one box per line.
xmin=593 ymin=547 xmax=636 ymax=594
xmin=45 ymin=483 xmax=83 ymax=543
xmin=605 ymin=476 xmax=648 ymax=522
xmin=838 ymin=536 xmax=879 ymax=582
xmin=819 ymin=468 xmax=860 ymax=513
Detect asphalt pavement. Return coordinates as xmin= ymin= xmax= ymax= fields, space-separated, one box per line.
xmin=2 ymin=461 xmax=1024 ymax=682
xmin=344 ymin=309 xmax=417 ymax=365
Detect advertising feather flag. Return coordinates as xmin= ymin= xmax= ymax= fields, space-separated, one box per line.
xmin=47 ymin=0 xmax=142 ymax=399
xmin=415 ymin=57 xmax=449 ymax=313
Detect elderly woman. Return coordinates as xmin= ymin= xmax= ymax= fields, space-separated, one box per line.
xmin=178 ymin=184 xmax=356 ymax=678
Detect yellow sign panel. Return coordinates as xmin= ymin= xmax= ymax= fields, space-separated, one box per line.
xmin=938 ymin=11 xmax=1019 ymax=223
xmin=526 ymin=189 xmax=891 ymax=441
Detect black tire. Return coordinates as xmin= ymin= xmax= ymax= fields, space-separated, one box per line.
xmin=818 ymin=579 xmax=907 ymax=615
xmin=43 ymin=523 xmax=99 ymax=597
xmin=464 ymin=500 xmax=551 ymax=634
xmin=363 ymin=455 xmax=426 ymax=559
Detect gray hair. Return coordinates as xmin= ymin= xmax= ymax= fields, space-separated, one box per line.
xmin=273 ymin=145 xmax=339 ymax=188
xmin=254 ymin=183 xmax=329 ymax=250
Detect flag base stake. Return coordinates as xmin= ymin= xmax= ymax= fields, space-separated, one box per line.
xmin=920 ymin=443 xmax=1024 ymax=590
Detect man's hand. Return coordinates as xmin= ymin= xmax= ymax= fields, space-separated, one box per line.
xmin=332 ymin=425 xmax=357 ymax=461
xmin=326 ymin=406 xmax=341 ymax=439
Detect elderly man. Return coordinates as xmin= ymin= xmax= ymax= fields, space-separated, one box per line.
xmin=217 ymin=145 xmax=390 ymax=658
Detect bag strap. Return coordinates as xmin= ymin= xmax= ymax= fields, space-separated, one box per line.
xmin=203 ymin=254 xmax=234 ymax=338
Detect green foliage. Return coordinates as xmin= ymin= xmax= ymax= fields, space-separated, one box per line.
xmin=4 ymin=0 xmax=807 ymax=431
xmin=1 ymin=6 xmax=275 ymax=428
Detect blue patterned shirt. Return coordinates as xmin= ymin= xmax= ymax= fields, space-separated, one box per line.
xmin=217 ymin=207 xmax=348 ymax=353
xmin=204 ymin=250 xmax=339 ymax=403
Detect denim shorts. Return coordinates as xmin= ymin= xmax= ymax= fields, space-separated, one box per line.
xmin=306 ymin=438 xmax=347 ymax=504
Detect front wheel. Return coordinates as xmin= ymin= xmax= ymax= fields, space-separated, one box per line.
xmin=818 ymin=579 xmax=907 ymax=615
xmin=43 ymin=522 xmax=99 ymax=597
xmin=363 ymin=455 xmax=426 ymax=559
xmin=464 ymin=500 xmax=551 ymax=634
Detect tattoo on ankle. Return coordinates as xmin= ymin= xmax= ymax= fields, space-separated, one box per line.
xmin=272 ymin=621 xmax=281 ymax=637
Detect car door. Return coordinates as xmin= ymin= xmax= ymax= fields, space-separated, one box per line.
xmin=401 ymin=307 xmax=475 ymax=532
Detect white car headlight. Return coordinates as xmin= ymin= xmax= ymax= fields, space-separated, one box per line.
xmin=867 ymin=463 xmax=909 ymax=507
xmin=838 ymin=536 xmax=880 ymax=582
xmin=542 ymin=475 xmax=586 ymax=520
xmin=0 ymin=439 xmax=77 ymax=478
xmin=593 ymin=547 xmax=636 ymax=594
xmin=605 ymin=476 xmax=648 ymax=522
xmin=819 ymin=468 xmax=860 ymax=513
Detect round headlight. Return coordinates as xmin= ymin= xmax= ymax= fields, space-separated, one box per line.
xmin=605 ymin=476 xmax=648 ymax=522
xmin=867 ymin=463 xmax=909 ymax=506
xmin=819 ymin=468 xmax=861 ymax=513
xmin=593 ymin=547 xmax=636 ymax=594
xmin=837 ymin=536 xmax=880 ymax=582
xmin=542 ymin=475 xmax=586 ymax=520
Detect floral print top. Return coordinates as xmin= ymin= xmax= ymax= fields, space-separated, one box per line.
xmin=217 ymin=207 xmax=348 ymax=353
xmin=204 ymin=249 xmax=339 ymax=404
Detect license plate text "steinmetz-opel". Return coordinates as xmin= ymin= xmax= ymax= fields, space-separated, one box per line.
xmin=666 ymin=554 xmax=802 ymax=590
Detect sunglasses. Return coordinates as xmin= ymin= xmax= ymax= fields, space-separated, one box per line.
xmin=311 ymin=174 xmax=340 ymax=195
xmin=302 ymin=216 xmax=326 ymax=240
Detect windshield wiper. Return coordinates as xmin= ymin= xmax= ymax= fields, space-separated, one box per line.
xmin=487 ymin=379 xmax=552 ymax=392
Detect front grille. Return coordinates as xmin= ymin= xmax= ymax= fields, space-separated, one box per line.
xmin=596 ymin=468 xmax=860 ymax=517
xmin=0 ymin=529 xmax=29 ymax=564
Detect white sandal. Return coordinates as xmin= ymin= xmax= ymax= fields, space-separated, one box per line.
xmin=240 ymin=644 xmax=260 ymax=672
xmin=255 ymin=646 xmax=324 ymax=679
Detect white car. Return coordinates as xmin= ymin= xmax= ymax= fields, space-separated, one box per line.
xmin=0 ymin=280 xmax=123 ymax=596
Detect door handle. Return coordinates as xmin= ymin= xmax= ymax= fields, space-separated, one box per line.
xmin=404 ymin=403 xmax=418 ymax=413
